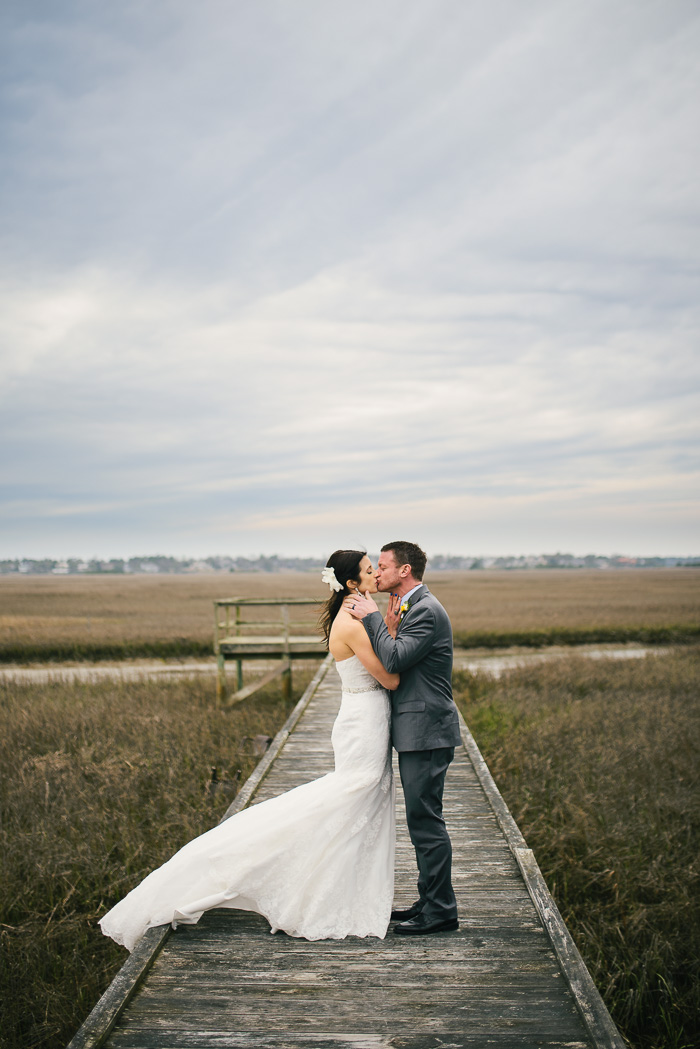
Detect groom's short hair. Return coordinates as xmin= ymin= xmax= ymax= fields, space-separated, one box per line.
xmin=381 ymin=541 xmax=427 ymax=581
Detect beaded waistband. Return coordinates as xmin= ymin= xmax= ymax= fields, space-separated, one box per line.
xmin=342 ymin=682 xmax=385 ymax=694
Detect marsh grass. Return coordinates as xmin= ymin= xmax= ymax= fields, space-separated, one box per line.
xmin=0 ymin=671 xmax=310 ymax=1049
xmin=0 ymin=638 xmax=215 ymax=663
xmin=1 ymin=569 xmax=697 ymax=662
xmin=2 ymin=571 xmax=698 ymax=1048
xmin=0 ymin=573 xmax=324 ymax=654
xmin=453 ymin=648 xmax=700 ymax=1049
xmin=3 ymin=626 xmax=699 ymax=665
xmin=452 ymin=623 xmax=700 ymax=650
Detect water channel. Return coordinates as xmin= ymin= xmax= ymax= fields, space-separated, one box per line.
xmin=0 ymin=643 xmax=669 ymax=684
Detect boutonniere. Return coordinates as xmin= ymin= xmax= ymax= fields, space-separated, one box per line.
xmin=399 ymin=602 xmax=410 ymax=620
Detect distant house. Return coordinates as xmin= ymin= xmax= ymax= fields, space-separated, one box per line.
xmin=52 ymin=561 xmax=69 ymax=575
xmin=184 ymin=560 xmax=216 ymax=573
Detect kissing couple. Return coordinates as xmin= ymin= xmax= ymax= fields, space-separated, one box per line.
xmin=100 ymin=541 xmax=461 ymax=950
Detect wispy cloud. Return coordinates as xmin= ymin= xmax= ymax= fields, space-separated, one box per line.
xmin=1 ymin=1 xmax=698 ymax=557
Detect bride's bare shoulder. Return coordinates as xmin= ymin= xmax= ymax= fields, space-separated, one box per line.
xmin=330 ymin=609 xmax=362 ymax=641
xmin=329 ymin=610 xmax=363 ymax=660
xmin=333 ymin=604 xmax=367 ymax=625
xmin=331 ymin=609 xmax=364 ymax=634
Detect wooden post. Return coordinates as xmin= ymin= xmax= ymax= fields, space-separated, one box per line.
xmin=235 ymin=604 xmax=243 ymax=691
xmin=214 ymin=602 xmax=224 ymax=705
xmin=281 ymin=604 xmax=292 ymax=701
xmin=281 ymin=659 xmax=292 ymax=701
xmin=216 ymin=652 xmax=226 ymax=705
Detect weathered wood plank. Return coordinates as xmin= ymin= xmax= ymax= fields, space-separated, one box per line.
xmin=217 ymin=598 xmax=321 ymax=606
xmin=223 ymin=662 xmax=288 ymax=707
xmin=68 ymin=658 xmax=335 ymax=1049
xmin=514 ymin=846 xmax=625 ymax=1049
xmin=219 ymin=656 xmax=333 ymax=821
xmin=457 ymin=715 xmax=626 ymax=1049
xmin=65 ymin=927 xmax=169 ymax=1049
xmin=69 ymin=652 xmax=624 ymax=1049
xmin=108 ymin=1036 xmax=589 ymax=1049
xmin=219 ymin=637 xmax=326 ymax=656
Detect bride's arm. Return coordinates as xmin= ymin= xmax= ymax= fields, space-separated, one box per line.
xmin=335 ymin=613 xmax=400 ymax=690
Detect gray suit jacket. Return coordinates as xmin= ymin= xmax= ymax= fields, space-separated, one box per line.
xmin=363 ymin=585 xmax=462 ymax=752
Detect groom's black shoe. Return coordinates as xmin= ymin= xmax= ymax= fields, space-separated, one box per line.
xmin=390 ymin=901 xmax=423 ymax=922
xmin=394 ymin=913 xmax=459 ymax=936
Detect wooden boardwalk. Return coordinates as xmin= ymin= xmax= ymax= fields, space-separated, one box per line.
xmin=70 ymin=656 xmax=624 ymax=1049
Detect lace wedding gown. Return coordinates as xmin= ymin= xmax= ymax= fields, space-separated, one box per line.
xmin=99 ymin=656 xmax=395 ymax=950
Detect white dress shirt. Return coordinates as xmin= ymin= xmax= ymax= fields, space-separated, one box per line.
xmin=400 ymin=583 xmax=424 ymax=607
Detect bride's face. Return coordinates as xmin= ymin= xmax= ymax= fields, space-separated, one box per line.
xmin=350 ymin=555 xmax=378 ymax=595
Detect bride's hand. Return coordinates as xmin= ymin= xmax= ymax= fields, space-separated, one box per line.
xmin=343 ymin=590 xmax=378 ymax=620
xmin=385 ymin=593 xmax=401 ymax=638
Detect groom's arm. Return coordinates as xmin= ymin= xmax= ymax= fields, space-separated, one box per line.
xmin=362 ymin=605 xmax=436 ymax=673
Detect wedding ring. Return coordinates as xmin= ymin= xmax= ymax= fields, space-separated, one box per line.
xmin=352 ymin=603 xmax=356 ymax=609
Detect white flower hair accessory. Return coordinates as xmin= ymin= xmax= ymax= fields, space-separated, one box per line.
xmin=321 ymin=566 xmax=343 ymax=592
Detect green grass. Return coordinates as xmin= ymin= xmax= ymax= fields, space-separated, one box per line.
xmin=452 ymin=623 xmax=700 ymax=650
xmin=3 ymin=623 xmax=699 ymax=664
xmin=452 ymin=648 xmax=700 ymax=1049
xmin=0 ymin=671 xmax=310 ymax=1049
xmin=0 ymin=638 xmax=214 ymax=663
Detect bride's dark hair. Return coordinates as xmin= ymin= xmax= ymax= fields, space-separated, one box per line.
xmin=319 ymin=549 xmax=366 ymax=647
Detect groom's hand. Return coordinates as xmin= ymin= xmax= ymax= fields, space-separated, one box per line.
xmin=385 ymin=593 xmax=401 ymax=638
xmin=343 ymin=591 xmax=378 ymax=620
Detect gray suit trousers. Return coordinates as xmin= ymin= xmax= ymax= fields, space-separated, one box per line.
xmin=398 ymin=746 xmax=457 ymax=921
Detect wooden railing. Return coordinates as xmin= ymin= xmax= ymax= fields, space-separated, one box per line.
xmin=213 ymin=598 xmax=326 ymax=705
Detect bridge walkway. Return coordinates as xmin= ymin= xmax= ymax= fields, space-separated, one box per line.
xmin=70 ymin=656 xmax=623 ymax=1049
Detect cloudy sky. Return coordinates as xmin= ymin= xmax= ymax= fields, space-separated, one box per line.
xmin=1 ymin=0 xmax=698 ymax=560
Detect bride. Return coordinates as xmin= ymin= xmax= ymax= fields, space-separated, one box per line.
xmin=99 ymin=550 xmax=398 ymax=950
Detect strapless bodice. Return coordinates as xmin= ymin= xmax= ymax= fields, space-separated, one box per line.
xmin=335 ymin=655 xmax=385 ymax=694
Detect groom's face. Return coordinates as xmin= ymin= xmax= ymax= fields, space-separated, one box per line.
xmin=376 ymin=551 xmax=405 ymax=593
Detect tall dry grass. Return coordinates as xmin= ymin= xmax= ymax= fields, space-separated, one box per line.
xmin=436 ymin=568 xmax=699 ymax=632
xmin=0 ymin=573 xmax=324 ymax=661
xmin=0 ymin=671 xmax=310 ymax=1049
xmin=1 ymin=569 xmax=698 ymax=661
xmin=453 ymin=648 xmax=700 ymax=1049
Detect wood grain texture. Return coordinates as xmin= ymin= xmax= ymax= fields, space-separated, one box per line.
xmin=222 ymin=662 xmax=288 ymax=707
xmin=65 ymin=926 xmax=170 ymax=1049
xmin=218 ymin=637 xmax=327 ymax=657
xmin=72 ymin=655 xmax=623 ymax=1049
xmin=457 ymin=717 xmax=625 ymax=1049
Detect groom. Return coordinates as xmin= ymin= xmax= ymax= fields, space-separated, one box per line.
xmin=345 ymin=541 xmax=461 ymax=935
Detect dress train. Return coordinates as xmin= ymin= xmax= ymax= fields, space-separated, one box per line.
xmin=99 ymin=656 xmax=395 ymax=950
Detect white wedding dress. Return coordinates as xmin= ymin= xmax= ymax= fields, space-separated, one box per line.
xmin=99 ymin=656 xmax=395 ymax=951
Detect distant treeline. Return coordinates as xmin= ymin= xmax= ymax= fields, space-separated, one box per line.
xmin=1 ymin=552 xmax=698 ymax=576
